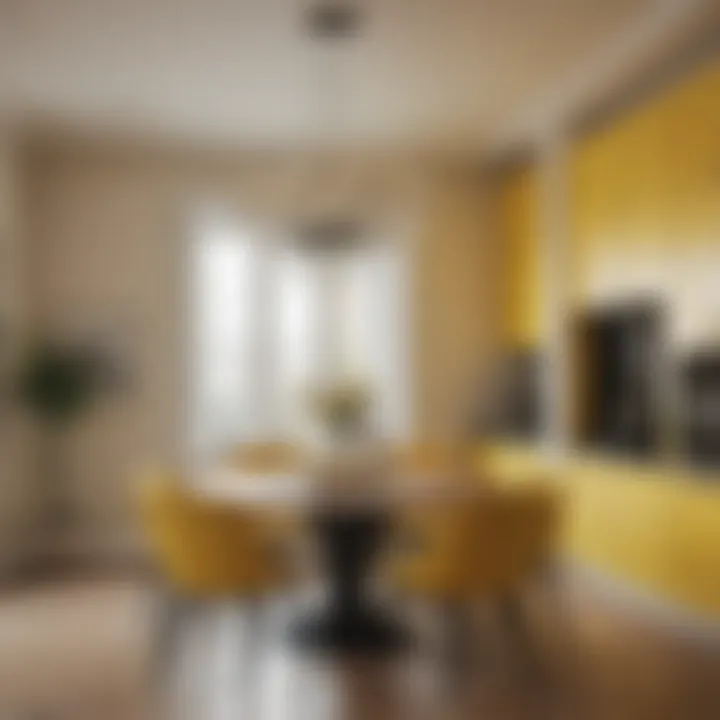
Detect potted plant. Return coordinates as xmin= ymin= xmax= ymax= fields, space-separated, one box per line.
xmin=14 ymin=339 xmax=113 ymax=528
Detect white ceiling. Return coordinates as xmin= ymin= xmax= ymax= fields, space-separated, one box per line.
xmin=0 ymin=0 xmax=693 ymax=150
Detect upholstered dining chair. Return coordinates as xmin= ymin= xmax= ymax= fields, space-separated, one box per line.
xmin=495 ymin=482 xmax=563 ymax=586
xmin=388 ymin=481 xmax=562 ymax=665
xmin=390 ymin=494 xmax=507 ymax=601
xmin=391 ymin=442 xmax=474 ymax=478
xmin=137 ymin=472 xmax=289 ymax=669
xmin=489 ymin=482 xmax=567 ymax=671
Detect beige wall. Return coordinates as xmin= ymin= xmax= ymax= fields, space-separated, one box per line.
xmin=0 ymin=133 xmax=34 ymax=571
xmin=413 ymin=166 xmax=501 ymax=439
xmin=24 ymin=142 xmax=500 ymax=549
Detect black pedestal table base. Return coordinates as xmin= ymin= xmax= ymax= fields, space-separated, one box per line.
xmin=291 ymin=604 xmax=409 ymax=653
xmin=290 ymin=511 xmax=410 ymax=655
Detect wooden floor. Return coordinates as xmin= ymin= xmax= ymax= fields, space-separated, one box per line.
xmin=0 ymin=569 xmax=718 ymax=719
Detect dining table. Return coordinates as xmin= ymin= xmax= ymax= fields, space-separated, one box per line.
xmin=194 ymin=466 xmax=485 ymax=655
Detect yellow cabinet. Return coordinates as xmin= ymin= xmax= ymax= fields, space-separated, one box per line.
xmin=571 ymin=57 xmax=720 ymax=299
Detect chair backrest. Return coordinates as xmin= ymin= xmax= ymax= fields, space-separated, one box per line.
xmin=456 ymin=484 xmax=563 ymax=594
xmin=136 ymin=474 xmax=278 ymax=596
xmin=228 ymin=441 xmax=305 ymax=474
xmin=392 ymin=481 xmax=563 ymax=599
xmin=495 ymin=481 xmax=563 ymax=577
xmin=392 ymin=442 xmax=470 ymax=477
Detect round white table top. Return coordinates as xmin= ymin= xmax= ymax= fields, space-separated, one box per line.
xmin=193 ymin=466 xmax=485 ymax=512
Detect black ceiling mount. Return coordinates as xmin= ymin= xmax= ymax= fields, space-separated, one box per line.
xmin=306 ymin=3 xmax=362 ymax=40
xmin=297 ymin=216 xmax=365 ymax=253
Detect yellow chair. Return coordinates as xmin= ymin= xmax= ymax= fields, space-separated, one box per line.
xmin=137 ymin=473 xmax=289 ymax=667
xmin=392 ymin=442 xmax=472 ymax=478
xmin=392 ymin=483 xmax=562 ymax=598
xmin=138 ymin=475 xmax=286 ymax=597
xmin=389 ymin=483 xmax=562 ymax=663
xmin=227 ymin=441 xmax=305 ymax=474
xmin=391 ymin=495 xmax=507 ymax=601
xmin=497 ymin=482 xmax=563 ymax=583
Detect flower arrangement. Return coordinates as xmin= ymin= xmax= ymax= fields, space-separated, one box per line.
xmin=311 ymin=378 xmax=372 ymax=439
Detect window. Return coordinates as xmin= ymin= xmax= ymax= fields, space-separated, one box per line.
xmin=188 ymin=211 xmax=410 ymax=458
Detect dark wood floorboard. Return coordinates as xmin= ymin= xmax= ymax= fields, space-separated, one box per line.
xmin=0 ymin=568 xmax=717 ymax=719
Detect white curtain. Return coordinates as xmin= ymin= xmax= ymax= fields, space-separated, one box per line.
xmin=189 ymin=212 xmax=410 ymax=458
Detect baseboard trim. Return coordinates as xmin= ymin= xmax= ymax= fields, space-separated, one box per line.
xmin=8 ymin=551 xmax=155 ymax=586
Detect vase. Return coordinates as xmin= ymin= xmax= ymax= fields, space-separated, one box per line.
xmin=309 ymin=428 xmax=391 ymax=506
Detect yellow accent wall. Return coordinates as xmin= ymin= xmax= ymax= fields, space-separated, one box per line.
xmin=488 ymin=57 xmax=720 ymax=619
xmin=497 ymin=165 xmax=542 ymax=346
